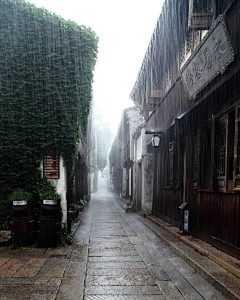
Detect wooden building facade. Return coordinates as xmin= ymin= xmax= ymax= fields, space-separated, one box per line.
xmin=130 ymin=0 xmax=240 ymax=258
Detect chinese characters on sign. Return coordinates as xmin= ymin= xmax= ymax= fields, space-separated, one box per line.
xmin=43 ymin=153 xmax=60 ymax=179
xmin=181 ymin=16 xmax=234 ymax=99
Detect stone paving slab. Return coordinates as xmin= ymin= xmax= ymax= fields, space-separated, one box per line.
xmin=89 ymin=237 xmax=129 ymax=242
xmin=0 ymin=285 xmax=58 ymax=294
xmin=129 ymin=236 xmax=142 ymax=245
xmin=89 ymin=241 xmax=133 ymax=247
xmin=71 ymin=246 xmax=88 ymax=260
xmin=84 ymin=295 xmax=166 ymax=300
xmin=23 ymin=258 xmax=47 ymax=268
xmin=91 ymin=223 xmax=122 ymax=227
xmin=90 ymin=238 xmax=132 ymax=247
xmin=0 ymin=258 xmax=28 ymax=277
xmin=0 ymin=258 xmax=10 ymax=268
xmin=86 ymin=268 xmax=151 ymax=276
xmin=73 ymin=235 xmax=89 ymax=247
xmin=162 ymin=262 xmax=204 ymax=299
xmin=44 ymin=246 xmax=72 ymax=257
xmin=56 ymin=276 xmax=84 ymax=300
xmin=88 ymin=256 xmax=142 ymax=262
xmin=208 ymin=271 xmax=240 ymax=298
xmin=147 ymin=265 xmax=170 ymax=281
xmin=84 ymin=296 xmax=166 ymax=300
xmin=0 ymin=277 xmax=36 ymax=285
xmin=85 ymin=275 xmax=156 ymax=286
xmin=184 ymin=273 xmax=226 ymax=300
xmin=12 ymin=267 xmax=41 ymax=278
xmin=90 ymin=232 xmax=126 ymax=237
xmin=36 ymin=258 xmax=68 ymax=278
xmin=91 ymin=227 xmax=124 ymax=233
xmin=208 ymin=249 xmax=240 ymax=279
xmin=34 ymin=277 xmax=61 ymax=287
xmin=134 ymin=244 xmax=160 ymax=266
xmin=168 ymin=257 xmax=195 ymax=275
xmin=0 ymin=293 xmax=56 ymax=300
xmin=88 ymin=250 xmax=139 ymax=257
xmin=169 ymin=241 xmax=205 ymax=260
xmin=91 ymin=219 xmax=119 ymax=223
xmin=153 ymin=240 xmax=178 ymax=258
xmin=87 ymin=261 xmax=147 ymax=269
xmin=14 ymin=248 xmax=46 ymax=255
xmin=89 ymin=243 xmax=135 ymax=252
xmin=191 ymin=256 xmax=229 ymax=275
xmin=122 ymin=228 xmax=136 ymax=236
xmin=84 ymin=285 xmax=163 ymax=295
xmin=156 ymin=280 xmax=186 ymax=300
xmin=63 ymin=260 xmax=87 ymax=277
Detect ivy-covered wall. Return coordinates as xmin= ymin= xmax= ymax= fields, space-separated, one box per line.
xmin=0 ymin=0 xmax=98 ymax=228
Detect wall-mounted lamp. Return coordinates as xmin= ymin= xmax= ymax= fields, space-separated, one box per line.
xmin=151 ymin=135 xmax=160 ymax=147
xmin=145 ymin=129 xmax=165 ymax=148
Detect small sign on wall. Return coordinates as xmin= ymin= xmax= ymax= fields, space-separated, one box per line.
xmin=43 ymin=153 xmax=60 ymax=179
xmin=129 ymin=168 xmax=132 ymax=196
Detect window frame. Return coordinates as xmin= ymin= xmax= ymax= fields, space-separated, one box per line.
xmin=233 ymin=106 xmax=240 ymax=190
xmin=208 ymin=107 xmax=240 ymax=192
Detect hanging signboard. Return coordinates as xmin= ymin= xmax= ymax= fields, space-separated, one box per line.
xmin=181 ymin=15 xmax=234 ymax=99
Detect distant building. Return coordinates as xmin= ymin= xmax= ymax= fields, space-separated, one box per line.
xmin=109 ymin=107 xmax=143 ymax=200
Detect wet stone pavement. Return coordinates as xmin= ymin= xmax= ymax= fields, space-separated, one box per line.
xmin=0 ymin=189 xmax=228 ymax=299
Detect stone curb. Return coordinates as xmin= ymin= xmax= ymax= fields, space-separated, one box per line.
xmin=70 ymin=203 xmax=88 ymax=237
xmin=115 ymin=195 xmax=240 ymax=300
xmin=146 ymin=216 xmax=240 ymax=277
xmin=139 ymin=216 xmax=240 ymax=300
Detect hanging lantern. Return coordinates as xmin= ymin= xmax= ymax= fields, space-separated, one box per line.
xmin=151 ymin=135 xmax=160 ymax=147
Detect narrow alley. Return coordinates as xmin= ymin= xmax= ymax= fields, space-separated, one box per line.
xmin=0 ymin=188 xmax=230 ymax=299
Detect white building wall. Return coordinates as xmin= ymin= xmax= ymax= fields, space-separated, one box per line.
xmin=133 ymin=125 xmax=154 ymax=216
xmin=136 ymin=135 xmax=142 ymax=161
xmin=40 ymin=156 xmax=67 ymax=224
xmin=122 ymin=168 xmax=127 ymax=197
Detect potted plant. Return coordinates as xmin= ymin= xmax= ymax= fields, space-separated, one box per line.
xmin=67 ymin=203 xmax=78 ymax=219
xmin=37 ymin=190 xmax=61 ymax=248
xmin=9 ymin=189 xmax=33 ymax=206
xmin=126 ymin=201 xmax=134 ymax=213
xmin=9 ymin=189 xmax=35 ymax=247
xmin=39 ymin=190 xmax=61 ymax=205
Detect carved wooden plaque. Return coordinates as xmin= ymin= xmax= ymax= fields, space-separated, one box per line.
xmin=181 ymin=15 xmax=234 ymax=99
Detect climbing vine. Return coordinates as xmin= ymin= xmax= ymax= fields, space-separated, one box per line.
xmin=0 ymin=0 xmax=98 ymax=228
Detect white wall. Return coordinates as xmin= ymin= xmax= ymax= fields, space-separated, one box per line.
xmin=40 ymin=156 xmax=67 ymax=224
xmin=136 ymin=135 xmax=142 ymax=161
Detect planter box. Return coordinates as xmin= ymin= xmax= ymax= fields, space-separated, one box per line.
xmin=126 ymin=205 xmax=134 ymax=213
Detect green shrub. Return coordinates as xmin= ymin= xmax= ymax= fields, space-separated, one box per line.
xmin=0 ymin=0 xmax=98 ymax=228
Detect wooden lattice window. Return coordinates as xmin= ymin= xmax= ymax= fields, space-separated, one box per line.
xmin=216 ymin=118 xmax=227 ymax=191
xmin=43 ymin=153 xmax=60 ymax=179
xmin=233 ymin=106 xmax=240 ymax=189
